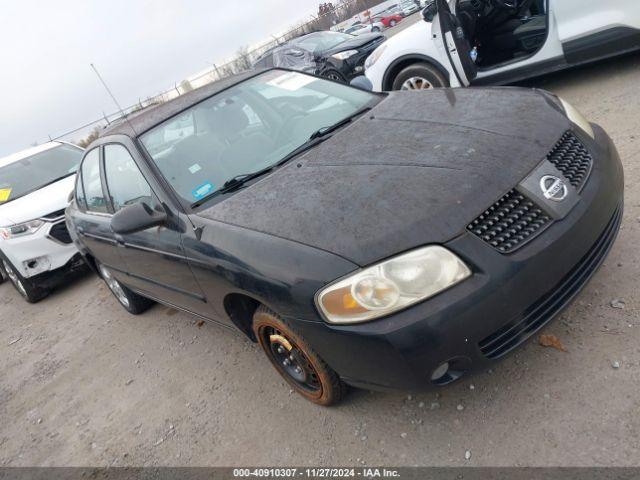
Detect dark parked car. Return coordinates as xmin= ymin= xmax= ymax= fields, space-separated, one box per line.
xmin=66 ymin=69 xmax=623 ymax=406
xmin=252 ymin=31 xmax=385 ymax=83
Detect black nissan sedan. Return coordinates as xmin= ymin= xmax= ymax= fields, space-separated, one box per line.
xmin=66 ymin=69 xmax=624 ymax=405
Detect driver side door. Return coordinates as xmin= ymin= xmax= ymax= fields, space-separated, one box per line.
xmin=432 ymin=0 xmax=478 ymax=86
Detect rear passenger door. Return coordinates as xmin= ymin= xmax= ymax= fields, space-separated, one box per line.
xmin=102 ymin=141 xmax=210 ymax=317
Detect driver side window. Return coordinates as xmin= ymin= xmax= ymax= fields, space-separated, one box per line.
xmin=103 ymin=144 xmax=156 ymax=212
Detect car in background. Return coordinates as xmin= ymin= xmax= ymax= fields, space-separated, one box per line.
xmin=0 ymin=142 xmax=85 ymax=302
xmin=399 ymin=0 xmax=420 ymax=17
xmin=363 ymin=0 xmax=640 ymax=91
xmin=373 ymin=13 xmax=403 ymax=28
xmin=344 ymin=21 xmax=384 ymax=35
xmin=253 ymin=31 xmax=385 ymax=83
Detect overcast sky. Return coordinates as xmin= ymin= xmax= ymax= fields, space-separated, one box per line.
xmin=0 ymin=0 xmax=323 ymax=157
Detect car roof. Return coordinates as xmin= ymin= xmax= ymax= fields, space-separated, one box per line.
xmin=0 ymin=142 xmax=65 ymax=168
xmin=101 ymin=68 xmax=266 ymax=139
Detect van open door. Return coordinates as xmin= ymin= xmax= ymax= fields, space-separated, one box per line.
xmin=432 ymin=0 xmax=477 ymax=86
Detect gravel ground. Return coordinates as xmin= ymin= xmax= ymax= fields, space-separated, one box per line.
xmin=1 ymin=52 xmax=639 ymax=467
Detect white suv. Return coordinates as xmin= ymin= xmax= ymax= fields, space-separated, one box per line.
xmin=0 ymin=141 xmax=85 ymax=302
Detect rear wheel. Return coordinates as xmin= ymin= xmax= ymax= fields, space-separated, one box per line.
xmin=392 ymin=62 xmax=449 ymax=90
xmin=97 ymin=263 xmax=153 ymax=315
xmin=1 ymin=257 xmax=48 ymax=303
xmin=253 ymin=306 xmax=346 ymax=406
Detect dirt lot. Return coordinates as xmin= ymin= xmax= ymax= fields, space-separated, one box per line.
xmin=1 ymin=52 xmax=640 ymax=467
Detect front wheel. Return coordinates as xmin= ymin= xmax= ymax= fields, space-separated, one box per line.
xmin=392 ymin=62 xmax=449 ymax=91
xmin=322 ymin=70 xmax=346 ymax=84
xmin=389 ymin=19 xmax=397 ymax=27
xmin=1 ymin=257 xmax=48 ymax=303
xmin=253 ymin=306 xmax=347 ymax=406
xmin=97 ymin=263 xmax=153 ymax=315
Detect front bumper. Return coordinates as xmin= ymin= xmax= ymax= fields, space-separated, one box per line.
xmin=1 ymin=219 xmax=79 ymax=280
xmin=291 ymin=125 xmax=624 ymax=391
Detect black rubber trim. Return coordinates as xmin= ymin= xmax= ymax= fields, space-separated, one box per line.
xmin=563 ymin=26 xmax=640 ymax=64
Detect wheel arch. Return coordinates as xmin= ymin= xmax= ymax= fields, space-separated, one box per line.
xmin=382 ymin=54 xmax=451 ymax=91
xmin=223 ymin=292 xmax=262 ymax=342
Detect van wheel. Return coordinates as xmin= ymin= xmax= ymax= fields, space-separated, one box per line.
xmin=253 ymin=306 xmax=347 ymax=406
xmin=1 ymin=258 xmax=48 ymax=303
xmin=392 ymin=62 xmax=449 ymax=90
xmin=97 ymin=263 xmax=153 ymax=315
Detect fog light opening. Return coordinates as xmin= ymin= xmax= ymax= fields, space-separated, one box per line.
xmin=430 ymin=357 xmax=472 ymax=386
xmin=431 ymin=362 xmax=450 ymax=382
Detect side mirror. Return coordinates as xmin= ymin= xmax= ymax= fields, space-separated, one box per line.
xmin=350 ymin=76 xmax=373 ymax=91
xmin=111 ymin=202 xmax=167 ymax=235
xmin=422 ymin=2 xmax=437 ymax=22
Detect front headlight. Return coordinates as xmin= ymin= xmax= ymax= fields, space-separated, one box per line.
xmin=558 ymin=97 xmax=595 ymax=139
xmin=332 ymin=50 xmax=359 ymax=61
xmin=0 ymin=219 xmax=45 ymax=240
xmin=316 ymin=246 xmax=471 ymax=324
xmin=365 ymin=44 xmax=387 ymax=70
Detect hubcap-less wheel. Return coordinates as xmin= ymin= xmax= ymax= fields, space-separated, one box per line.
xmin=99 ymin=265 xmax=130 ymax=308
xmin=261 ymin=326 xmax=321 ymax=394
xmin=325 ymin=72 xmax=342 ymax=82
xmin=2 ymin=260 xmax=27 ymax=298
xmin=401 ymin=76 xmax=434 ymax=90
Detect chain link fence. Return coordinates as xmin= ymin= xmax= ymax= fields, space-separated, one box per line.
xmin=48 ymin=0 xmax=396 ymax=147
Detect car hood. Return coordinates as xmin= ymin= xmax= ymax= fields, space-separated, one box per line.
xmin=0 ymin=175 xmax=76 ymax=226
xmin=325 ymin=33 xmax=385 ymax=54
xmin=197 ymin=88 xmax=570 ymax=266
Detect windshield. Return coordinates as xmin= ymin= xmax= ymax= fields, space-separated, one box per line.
xmin=291 ymin=32 xmax=354 ymax=52
xmin=140 ymin=70 xmax=378 ymax=206
xmin=0 ymin=144 xmax=83 ymax=205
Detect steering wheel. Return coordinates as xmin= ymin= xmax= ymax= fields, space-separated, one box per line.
xmin=491 ymin=0 xmax=519 ymax=11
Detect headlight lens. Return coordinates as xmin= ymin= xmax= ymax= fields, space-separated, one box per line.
xmin=0 ymin=220 xmax=44 ymax=240
xmin=316 ymin=246 xmax=471 ymax=324
xmin=365 ymin=44 xmax=387 ymax=70
xmin=558 ymin=97 xmax=594 ymax=139
xmin=332 ymin=50 xmax=359 ymax=61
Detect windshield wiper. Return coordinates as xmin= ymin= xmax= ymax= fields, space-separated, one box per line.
xmin=308 ymin=106 xmax=372 ymax=141
xmin=191 ymin=166 xmax=277 ymax=208
xmin=191 ymin=107 xmax=372 ymax=208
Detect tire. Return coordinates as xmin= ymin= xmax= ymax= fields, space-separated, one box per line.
xmin=253 ymin=306 xmax=347 ymax=406
xmin=322 ymin=70 xmax=346 ymax=84
xmin=391 ymin=62 xmax=449 ymax=91
xmin=97 ymin=262 xmax=154 ymax=315
xmin=0 ymin=256 xmax=48 ymax=303
xmin=389 ymin=19 xmax=397 ymax=27
xmin=372 ymin=26 xmax=380 ymax=32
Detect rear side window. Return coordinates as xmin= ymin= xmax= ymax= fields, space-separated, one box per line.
xmin=81 ymin=148 xmax=108 ymax=213
xmin=104 ymin=144 xmax=154 ymax=211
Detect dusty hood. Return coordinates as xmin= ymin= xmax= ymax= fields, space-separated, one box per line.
xmin=198 ymin=87 xmax=570 ymax=266
xmin=0 ymin=175 xmax=75 ymax=226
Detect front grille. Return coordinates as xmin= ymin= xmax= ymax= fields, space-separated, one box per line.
xmin=478 ymin=204 xmax=622 ymax=359
xmin=547 ymin=131 xmax=593 ymax=189
xmin=49 ymin=222 xmax=72 ymax=244
xmin=467 ymin=190 xmax=552 ymax=254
